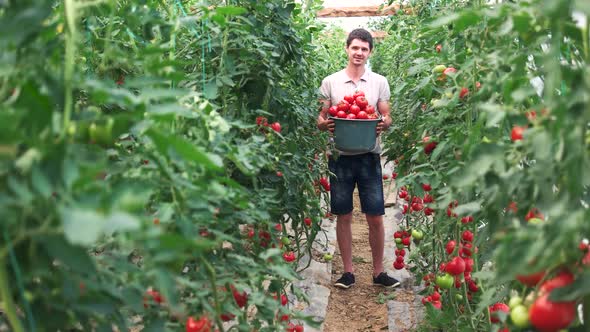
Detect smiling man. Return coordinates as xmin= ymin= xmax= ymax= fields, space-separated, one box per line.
xmin=317 ymin=28 xmax=398 ymax=290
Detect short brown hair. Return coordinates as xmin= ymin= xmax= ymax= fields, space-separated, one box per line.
xmin=346 ymin=28 xmax=373 ymax=50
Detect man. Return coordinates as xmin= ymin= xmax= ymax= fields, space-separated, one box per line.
xmin=317 ymin=28 xmax=399 ymax=289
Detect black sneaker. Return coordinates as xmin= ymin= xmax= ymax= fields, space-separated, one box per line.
xmin=334 ymin=272 xmax=355 ymax=289
xmin=373 ymin=272 xmax=400 ymax=288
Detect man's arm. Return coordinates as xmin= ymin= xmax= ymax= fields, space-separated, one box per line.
xmin=376 ymin=100 xmax=392 ymax=135
xmin=317 ymin=98 xmax=335 ymax=132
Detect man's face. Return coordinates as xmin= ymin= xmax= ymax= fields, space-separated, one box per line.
xmin=346 ymin=39 xmax=372 ymax=66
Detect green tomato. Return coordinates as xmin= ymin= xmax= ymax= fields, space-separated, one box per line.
xmin=508 ymin=296 xmax=523 ymax=309
xmin=455 ymin=294 xmax=463 ymax=301
xmin=444 ymin=91 xmax=453 ymax=99
xmin=88 ymin=117 xmax=114 ymax=146
xmin=411 ymin=229 xmax=424 ymax=241
xmin=396 ymin=242 xmax=405 ymax=250
xmin=67 ymin=123 xmax=77 ymax=136
xmin=510 ymin=305 xmax=530 ymax=328
xmin=432 ymin=65 xmax=447 ymax=73
xmin=528 ymin=217 xmax=543 ymax=225
xmin=435 ymin=273 xmax=454 ymax=289
xmin=281 ymin=237 xmax=291 ymax=245
xmin=395 ymin=238 xmax=402 ymax=244
xmin=323 ymin=253 xmax=333 ymax=261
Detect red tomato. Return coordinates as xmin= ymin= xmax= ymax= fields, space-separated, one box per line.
xmin=393 ymin=261 xmax=405 ymax=270
xmin=422 ymin=183 xmax=432 ymax=191
xmin=435 ymin=44 xmax=442 ymax=53
xmin=445 ymin=256 xmax=466 ymax=275
xmin=256 ymin=116 xmax=268 ymax=126
xmin=270 ymin=122 xmax=281 ymax=133
xmin=424 ymin=207 xmax=434 ymax=215
xmin=355 ymin=96 xmax=368 ymax=109
xmin=356 ymin=111 xmax=368 ymax=119
xmin=516 ymin=270 xmax=546 ymax=287
xmin=511 ymin=126 xmax=525 ymax=141
xmin=283 ymin=251 xmax=296 ymax=262
xmin=231 ymin=286 xmax=248 ymax=308
xmin=328 ymin=106 xmax=338 ymax=117
xmin=337 ymin=101 xmax=350 ymax=112
xmin=446 ymin=240 xmax=457 ymax=255
xmin=443 ymin=67 xmax=457 ymax=75
xmin=529 ymin=294 xmax=576 ymax=331
xmin=303 ymin=217 xmax=312 ymax=226
xmin=336 ymin=110 xmax=347 ymax=118
xmin=462 ymin=230 xmax=474 ymax=242
xmin=540 ymin=271 xmax=574 ymax=294
xmin=424 ymin=141 xmax=438 ymax=155
xmin=349 ymin=104 xmax=361 ymax=115
xmin=343 ymin=95 xmax=355 ymax=104
xmin=353 ymin=90 xmax=365 ymax=99
xmin=365 ymin=105 xmax=376 ymax=114
xmin=460 ymin=216 xmax=473 ymax=224
xmin=185 ymin=316 xmax=211 ymax=332
xmin=459 ymin=87 xmax=469 ymax=99
xmin=488 ymin=303 xmax=510 ymax=323
xmin=411 ymin=202 xmax=424 ymax=211
xmin=346 ymin=113 xmax=356 ymax=119
xmin=402 ymin=237 xmax=411 ymax=246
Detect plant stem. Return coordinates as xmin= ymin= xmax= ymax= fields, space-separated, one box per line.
xmin=201 ymin=256 xmax=225 ymax=332
xmin=63 ymin=0 xmax=77 ymax=138
xmin=0 ymin=260 xmax=25 ymax=332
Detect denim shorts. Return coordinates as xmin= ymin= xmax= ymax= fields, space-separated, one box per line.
xmin=328 ymin=153 xmax=385 ymax=216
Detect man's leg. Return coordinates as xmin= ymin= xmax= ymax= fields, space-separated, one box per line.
xmin=366 ymin=214 xmax=385 ymax=277
xmin=336 ymin=212 xmax=354 ymax=273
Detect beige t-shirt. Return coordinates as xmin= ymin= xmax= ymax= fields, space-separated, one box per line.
xmin=319 ymin=69 xmax=391 ymax=155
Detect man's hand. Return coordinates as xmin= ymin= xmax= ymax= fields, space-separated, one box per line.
xmin=376 ymin=115 xmax=392 ymax=135
xmin=318 ymin=117 xmax=335 ymax=133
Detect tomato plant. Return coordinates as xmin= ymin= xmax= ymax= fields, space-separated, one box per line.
xmin=371 ymin=0 xmax=590 ymax=330
xmin=0 ymin=0 xmax=332 ymax=331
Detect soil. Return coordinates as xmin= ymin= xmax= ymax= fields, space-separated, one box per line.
xmin=322 ymin=192 xmax=417 ymax=332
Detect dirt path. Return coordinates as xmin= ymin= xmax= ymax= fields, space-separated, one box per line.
xmin=322 ymin=192 xmax=415 ymax=332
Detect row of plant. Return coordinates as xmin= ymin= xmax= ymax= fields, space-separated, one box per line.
xmin=0 ymin=0 xmax=338 ymax=331
xmin=371 ymin=0 xmax=590 ymax=331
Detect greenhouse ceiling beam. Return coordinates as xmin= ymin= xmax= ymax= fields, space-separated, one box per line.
xmin=317 ymin=4 xmax=401 ymax=18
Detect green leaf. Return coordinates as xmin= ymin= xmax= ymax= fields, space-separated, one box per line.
xmin=216 ymin=6 xmax=247 ymax=16
xmin=31 ymin=166 xmax=52 ymax=198
xmin=146 ymin=128 xmax=223 ymax=170
xmin=104 ymin=212 xmax=140 ymax=236
xmin=204 ymin=81 xmax=218 ymax=99
xmin=7 ymin=177 xmax=33 ymax=205
xmin=454 ymin=11 xmax=482 ymax=31
xmin=480 ymin=103 xmax=506 ymax=127
xmin=142 ymin=319 xmax=167 ymax=332
xmin=531 ymin=130 xmax=552 ymax=160
xmin=42 ymin=235 xmax=97 ymax=274
xmin=428 ymin=13 xmax=460 ymax=28
xmin=454 ymin=201 xmax=482 ymax=215
xmin=452 ymin=144 xmax=503 ymax=187
xmin=61 ymin=208 xmax=106 ymax=246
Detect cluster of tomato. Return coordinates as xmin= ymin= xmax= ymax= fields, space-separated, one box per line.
xmin=328 ymin=91 xmax=379 ymax=120
xmin=400 ymin=183 xmax=435 ymax=216
xmin=256 ymin=116 xmax=281 ymax=133
xmin=393 ymin=230 xmax=410 ymax=270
